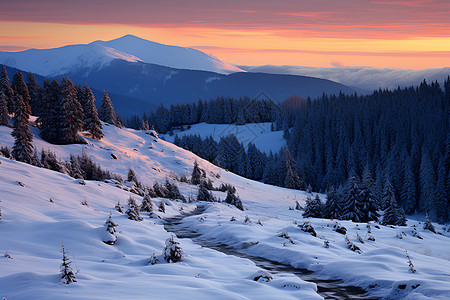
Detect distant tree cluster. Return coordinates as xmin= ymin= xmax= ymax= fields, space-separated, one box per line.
xmin=175 ymin=135 xmax=304 ymax=190
xmin=126 ymin=97 xmax=279 ymax=133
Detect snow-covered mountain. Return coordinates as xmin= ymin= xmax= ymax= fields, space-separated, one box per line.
xmin=0 ymin=35 xmax=242 ymax=76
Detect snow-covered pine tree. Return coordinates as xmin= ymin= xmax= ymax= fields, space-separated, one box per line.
xmin=126 ymin=197 xmax=143 ymax=221
xmin=341 ymin=172 xmax=365 ymax=222
xmin=360 ymin=165 xmax=380 ymax=222
xmin=140 ymin=191 xmax=154 ymax=212
xmin=381 ymin=194 xmax=406 ymax=226
xmin=127 ymin=167 xmax=139 ymax=185
xmin=0 ymin=66 xmax=14 ymax=114
xmin=0 ymin=92 xmax=9 ymax=126
xmin=423 ymin=212 xmax=436 ymax=233
xmin=401 ymin=156 xmax=417 ymax=215
xmin=435 ymin=156 xmax=448 ymax=223
xmin=197 ymin=181 xmax=215 ymax=202
xmin=158 ymin=200 xmax=166 ymax=213
xmin=38 ymin=79 xmax=61 ymax=143
xmin=302 ymin=194 xmax=323 ymax=218
xmin=12 ymin=71 xmax=31 ymax=115
xmin=103 ymin=213 xmax=118 ymax=245
xmin=27 ymin=72 xmax=41 ymax=116
xmin=164 ymin=235 xmax=183 ymax=263
xmin=164 ymin=179 xmax=185 ymax=201
xmin=191 ymin=160 xmax=204 ymax=185
xmin=419 ymin=149 xmax=435 ymax=215
xmin=283 ymin=146 xmax=304 ymax=190
xmin=59 ymin=78 xmax=84 ymax=144
xmin=60 ymin=243 xmax=77 ymax=284
xmin=11 ymin=93 xmax=34 ymax=163
xmin=224 ymin=190 xmax=244 ymax=210
xmin=78 ymin=85 xmax=103 ymax=140
xmin=323 ymin=187 xmax=343 ymax=219
xmin=69 ymin=154 xmax=84 ymax=179
xmin=99 ymin=90 xmax=118 ymax=126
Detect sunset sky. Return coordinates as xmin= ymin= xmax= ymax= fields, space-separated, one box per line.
xmin=1 ymin=0 xmax=449 ymax=69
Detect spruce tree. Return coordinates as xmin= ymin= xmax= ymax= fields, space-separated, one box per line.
xmin=419 ymin=149 xmax=436 ymax=216
xmin=323 ymin=187 xmax=343 ymax=219
xmin=435 ymin=157 xmax=448 ymax=223
xmin=38 ymin=79 xmax=61 ymax=143
xmin=99 ymin=90 xmax=117 ymax=125
xmin=283 ymin=146 xmax=304 ymax=190
xmin=360 ymin=165 xmax=380 ymax=222
xmin=341 ymin=172 xmax=365 ymax=222
xmin=126 ymin=197 xmax=143 ymax=221
xmin=140 ymin=191 xmax=154 ymax=212
xmin=11 ymin=94 xmax=34 ymax=163
xmin=27 ymin=72 xmax=41 ymax=116
xmin=103 ymin=214 xmax=118 ymax=245
xmin=423 ymin=212 xmax=436 ymax=233
xmin=164 ymin=235 xmax=183 ymax=263
xmin=224 ymin=190 xmax=244 ymax=211
xmin=60 ymin=243 xmax=77 ymax=284
xmin=191 ymin=160 xmax=204 ymax=185
xmin=381 ymin=195 xmax=406 ymax=226
xmin=59 ymin=78 xmax=84 ymax=144
xmin=302 ymin=194 xmax=323 ymax=218
xmin=0 ymin=66 xmax=14 ymax=114
xmin=401 ymin=156 xmax=417 ymax=215
xmin=11 ymin=71 xmax=31 ymax=115
xmin=78 ymin=85 xmax=103 ymax=140
xmin=0 ymin=92 xmax=9 ymax=126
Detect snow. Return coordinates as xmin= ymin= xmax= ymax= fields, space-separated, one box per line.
xmin=1 ymin=122 xmax=449 ymax=299
xmin=0 ymin=43 xmax=142 ymax=77
xmin=162 ymin=122 xmax=286 ymax=154
xmin=0 ymin=35 xmax=243 ymax=77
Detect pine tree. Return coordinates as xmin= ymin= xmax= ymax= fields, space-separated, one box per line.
xmin=11 ymin=93 xmax=34 ymax=163
xmin=164 ymin=235 xmax=183 ymax=263
xmin=158 ymin=200 xmax=166 ymax=213
xmin=126 ymin=197 xmax=143 ymax=221
xmin=59 ymin=78 xmax=84 ymax=144
xmin=69 ymin=155 xmax=84 ymax=179
xmin=60 ymin=243 xmax=77 ymax=284
xmin=435 ymin=157 xmax=448 ymax=223
xmin=224 ymin=190 xmax=244 ymax=211
xmin=401 ymin=156 xmax=417 ymax=215
xmin=191 ymin=160 xmax=204 ymax=185
xmin=341 ymin=172 xmax=365 ymax=222
xmin=27 ymin=72 xmax=40 ymax=116
xmin=419 ymin=149 xmax=436 ymax=216
xmin=0 ymin=66 xmax=14 ymax=114
xmin=12 ymin=71 xmax=31 ymax=115
xmin=38 ymin=79 xmax=61 ymax=143
xmin=423 ymin=212 xmax=436 ymax=233
xmin=323 ymin=187 xmax=343 ymax=219
xmin=381 ymin=195 xmax=406 ymax=226
xmin=99 ymin=90 xmax=117 ymax=125
xmin=360 ymin=165 xmax=380 ymax=222
xmin=140 ymin=191 xmax=154 ymax=212
xmin=197 ymin=181 xmax=215 ymax=202
xmin=283 ymin=146 xmax=304 ymax=190
xmin=127 ymin=167 xmax=139 ymax=184
xmin=302 ymin=194 xmax=323 ymax=218
xmin=78 ymin=85 xmax=103 ymax=140
xmin=103 ymin=213 xmax=118 ymax=245
xmin=0 ymin=92 xmax=9 ymax=126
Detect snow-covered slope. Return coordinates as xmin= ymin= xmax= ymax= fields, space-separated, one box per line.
xmin=0 ymin=43 xmax=142 ymax=77
xmin=0 ymin=35 xmax=243 ymax=76
xmin=162 ymin=122 xmax=286 ymax=154
xmin=1 ymin=123 xmax=449 ymax=299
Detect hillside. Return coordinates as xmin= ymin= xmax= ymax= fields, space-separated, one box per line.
xmin=1 ymin=124 xmax=449 ymax=299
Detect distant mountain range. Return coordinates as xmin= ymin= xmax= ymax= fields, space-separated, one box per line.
xmin=239 ymin=65 xmax=450 ymax=93
xmin=0 ymin=35 xmax=355 ymax=117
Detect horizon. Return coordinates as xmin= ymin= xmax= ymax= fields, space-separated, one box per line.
xmin=1 ymin=0 xmax=449 ymax=70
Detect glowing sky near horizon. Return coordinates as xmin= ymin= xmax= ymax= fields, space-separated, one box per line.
xmin=0 ymin=0 xmax=449 ymax=69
